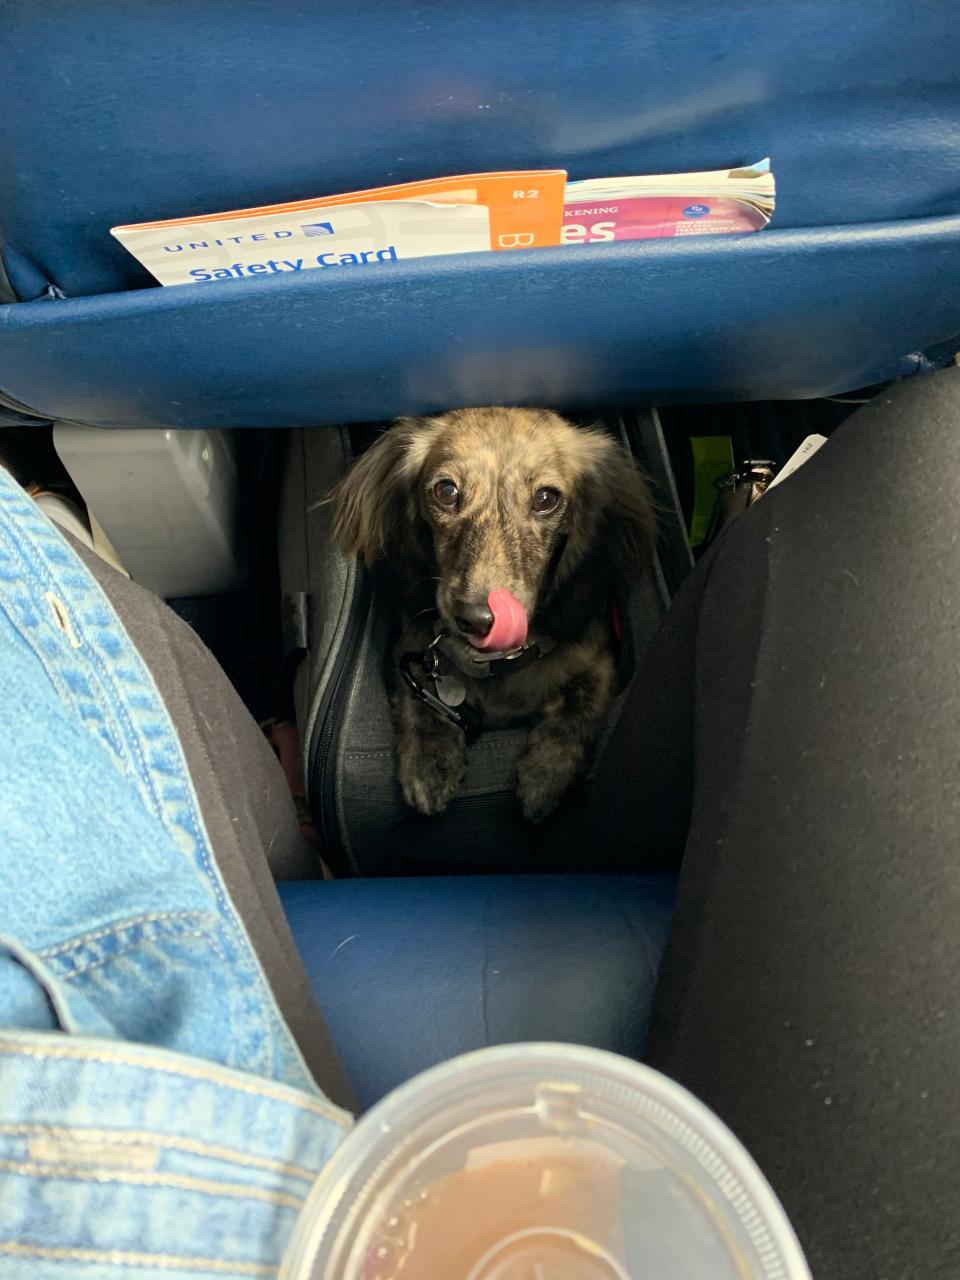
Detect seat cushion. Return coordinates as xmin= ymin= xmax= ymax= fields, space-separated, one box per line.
xmin=280 ymin=874 xmax=676 ymax=1109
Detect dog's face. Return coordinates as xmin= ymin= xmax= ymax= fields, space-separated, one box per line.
xmin=417 ymin=408 xmax=604 ymax=640
xmin=332 ymin=407 xmax=653 ymax=645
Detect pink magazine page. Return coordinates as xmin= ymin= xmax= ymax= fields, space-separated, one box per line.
xmin=562 ymin=195 xmax=769 ymax=243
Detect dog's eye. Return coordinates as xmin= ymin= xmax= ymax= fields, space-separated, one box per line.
xmin=433 ymin=479 xmax=460 ymax=507
xmin=532 ymin=486 xmax=561 ymax=515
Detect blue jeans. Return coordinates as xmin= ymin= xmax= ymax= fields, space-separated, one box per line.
xmin=0 ymin=468 xmax=352 ymax=1278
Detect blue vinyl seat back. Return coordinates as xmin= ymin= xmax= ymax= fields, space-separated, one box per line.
xmin=0 ymin=0 xmax=958 ymax=424
xmin=279 ymin=875 xmax=677 ymax=1109
xmin=3 ymin=0 xmax=960 ymax=300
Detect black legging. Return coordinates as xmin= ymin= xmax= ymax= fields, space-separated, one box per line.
xmin=74 ymin=368 xmax=960 ymax=1279
xmin=595 ymin=367 xmax=960 ymax=1278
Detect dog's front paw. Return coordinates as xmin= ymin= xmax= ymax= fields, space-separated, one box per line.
xmin=397 ymin=726 xmax=466 ymax=816
xmin=516 ymin=738 xmax=583 ymax=824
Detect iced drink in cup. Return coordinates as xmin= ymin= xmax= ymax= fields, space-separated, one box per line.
xmin=281 ymin=1043 xmax=810 ymax=1280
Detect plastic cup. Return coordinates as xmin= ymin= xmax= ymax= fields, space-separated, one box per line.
xmin=281 ymin=1043 xmax=811 ymax=1280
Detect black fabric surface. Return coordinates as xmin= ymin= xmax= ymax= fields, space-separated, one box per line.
xmin=596 ymin=367 xmax=960 ymax=1279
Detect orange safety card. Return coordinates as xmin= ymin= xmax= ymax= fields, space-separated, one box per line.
xmin=112 ymin=170 xmax=567 ymax=286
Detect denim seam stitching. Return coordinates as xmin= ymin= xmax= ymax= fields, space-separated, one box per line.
xmin=0 ymin=1157 xmax=305 ymax=1209
xmin=0 ymin=1242 xmax=274 ymax=1276
xmin=0 ymin=1040 xmax=351 ymax=1124
xmin=53 ymin=930 xmax=229 ymax=981
xmin=0 ymin=1124 xmax=317 ymax=1181
xmin=0 ymin=508 xmax=164 ymax=821
xmin=37 ymin=910 xmax=217 ymax=957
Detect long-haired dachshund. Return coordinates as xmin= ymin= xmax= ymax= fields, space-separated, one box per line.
xmin=332 ymin=407 xmax=654 ymax=821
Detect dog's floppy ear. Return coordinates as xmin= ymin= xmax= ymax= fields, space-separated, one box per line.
xmin=331 ymin=418 xmax=432 ymax=565
xmin=597 ymin=442 xmax=656 ymax=581
xmin=548 ymin=430 xmax=655 ymax=624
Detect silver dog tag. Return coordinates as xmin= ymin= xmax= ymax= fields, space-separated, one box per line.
xmin=433 ymin=672 xmax=466 ymax=707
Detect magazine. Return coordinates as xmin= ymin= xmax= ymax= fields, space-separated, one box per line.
xmin=562 ymin=158 xmax=775 ymax=243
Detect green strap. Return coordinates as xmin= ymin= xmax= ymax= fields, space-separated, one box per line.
xmin=689 ymin=435 xmax=734 ymax=548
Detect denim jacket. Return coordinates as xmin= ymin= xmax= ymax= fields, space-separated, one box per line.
xmin=0 ymin=469 xmax=352 ymax=1278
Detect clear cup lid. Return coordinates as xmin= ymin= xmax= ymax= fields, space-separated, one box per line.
xmin=282 ymin=1043 xmax=810 ymax=1280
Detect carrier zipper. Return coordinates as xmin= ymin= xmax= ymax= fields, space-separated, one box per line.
xmin=307 ymin=563 xmax=370 ymax=872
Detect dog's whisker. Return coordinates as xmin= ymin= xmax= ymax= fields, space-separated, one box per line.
xmin=409 ymin=605 xmax=441 ymax=623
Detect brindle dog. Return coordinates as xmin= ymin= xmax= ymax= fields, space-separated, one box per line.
xmin=332 ymin=407 xmax=654 ymax=821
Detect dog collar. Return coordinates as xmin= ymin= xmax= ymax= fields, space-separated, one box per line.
xmin=435 ymin=631 xmax=556 ymax=680
xmin=399 ymin=629 xmax=556 ymax=734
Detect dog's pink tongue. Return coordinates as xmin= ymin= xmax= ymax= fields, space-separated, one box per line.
xmin=474 ymin=588 xmax=528 ymax=652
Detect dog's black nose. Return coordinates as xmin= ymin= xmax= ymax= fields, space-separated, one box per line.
xmin=454 ymin=601 xmax=494 ymax=638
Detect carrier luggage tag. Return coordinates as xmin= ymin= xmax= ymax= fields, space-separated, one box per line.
xmin=400 ymin=635 xmax=476 ymax=731
xmin=433 ymin=671 xmax=466 ymax=706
